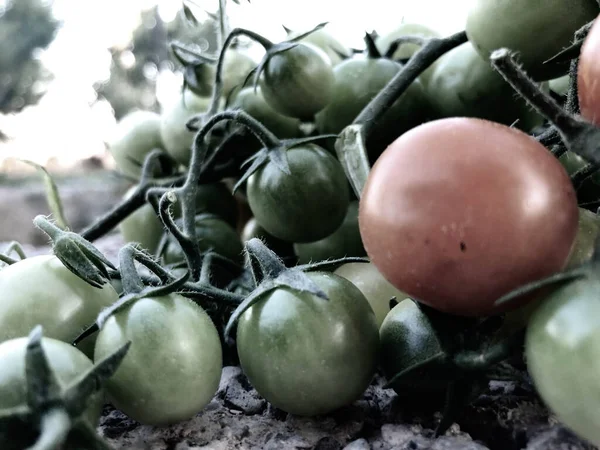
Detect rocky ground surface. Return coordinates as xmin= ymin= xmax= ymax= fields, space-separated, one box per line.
xmin=0 ymin=173 xmax=596 ymax=450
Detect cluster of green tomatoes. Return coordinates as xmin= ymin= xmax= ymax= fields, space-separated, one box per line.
xmin=4 ymin=1 xmax=600 ymax=448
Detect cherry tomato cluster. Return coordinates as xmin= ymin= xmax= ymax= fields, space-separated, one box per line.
xmin=3 ymin=1 xmax=600 ymax=448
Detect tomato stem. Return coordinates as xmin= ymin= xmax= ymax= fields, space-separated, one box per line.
xmin=572 ymin=162 xmax=600 ymax=189
xmin=227 ymin=27 xmax=274 ymax=52
xmin=364 ymin=32 xmax=381 ymax=59
xmin=353 ymin=30 xmax=467 ymax=135
xmin=385 ymin=35 xmax=429 ymax=60
xmin=491 ymin=49 xmax=600 ymax=166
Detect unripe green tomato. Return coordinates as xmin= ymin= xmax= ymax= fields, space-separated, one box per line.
xmin=246 ymin=144 xmax=350 ymax=243
xmin=376 ymin=23 xmax=441 ymax=85
xmin=315 ymin=56 xmax=433 ymax=159
xmin=108 ymin=110 xmax=164 ymax=179
xmin=118 ymin=186 xmax=165 ymax=256
xmin=0 ymin=255 xmax=118 ymax=359
xmin=160 ymin=89 xmax=211 ymax=166
xmin=94 ymin=294 xmax=222 ymax=425
xmin=286 ymin=27 xmax=351 ymax=67
xmin=0 ymin=337 xmax=103 ymax=432
xmin=294 ymin=201 xmax=365 ymax=264
xmin=335 ymin=262 xmax=410 ymax=328
xmin=426 ymin=42 xmax=546 ymax=132
xmin=241 ymin=217 xmax=294 ymax=258
xmin=260 ymin=43 xmax=335 ymax=120
xmin=466 ymin=0 xmax=600 ymax=80
xmin=230 ymin=87 xmax=302 ymax=139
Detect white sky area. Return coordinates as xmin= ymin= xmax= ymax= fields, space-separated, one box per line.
xmin=0 ymin=0 xmax=472 ymax=169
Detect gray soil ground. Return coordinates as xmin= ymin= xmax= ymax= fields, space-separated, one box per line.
xmin=0 ymin=172 xmax=596 ymax=450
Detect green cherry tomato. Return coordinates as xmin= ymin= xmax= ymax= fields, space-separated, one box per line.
xmin=566 ymin=208 xmax=600 ymax=269
xmin=162 ymin=214 xmax=244 ymax=266
xmin=260 ymin=43 xmax=335 ymax=120
xmin=315 ymin=55 xmax=433 ymax=160
xmin=526 ymin=271 xmax=600 ymax=446
xmin=241 ymin=217 xmax=294 ymax=258
xmin=108 ymin=110 xmax=164 ymax=179
xmin=171 ymin=182 xmax=239 ymax=228
xmin=286 ymin=27 xmax=351 ymax=67
xmin=0 ymin=255 xmax=118 ymax=358
xmin=466 ymin=0 xmax=600 ymax=80
xmin=379 ymin=300 xmax=447 ymax=394
xmin=246 ymin=144 xmax=350 ymax=243
xmin=294 ymin=201 xmax=365 ymax=264
xmin=118 ymin=186 xmax=165 ymax=256
xmin=236 ymin=271 xmax=379 ymax=416
xmin=0 ymin=337 xmax=103 ymax=431
xmin=230 ymin=87 xmax=302 ymax=139
xmin=221 ymin=49 xmax=257 ymax=100
xmin=160 ymin=88 xmax=211 ymax=166
xmin=427 ymin=42 xmax=545 ymax=132
xmin=334 ymin=262 xmax=410 ymax=328
xmin=94 ymin=294 xmax=223 ymax=426
xmin=376 ymin=23 xmax=441 ymax=85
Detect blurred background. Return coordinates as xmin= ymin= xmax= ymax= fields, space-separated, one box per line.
xmin=0 ymin=0 xmax=470 ymax=244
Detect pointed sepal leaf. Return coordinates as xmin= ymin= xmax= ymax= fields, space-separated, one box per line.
xmin=224 ymin=279 xmax=277 ymax=340
xmin=25 ymin=326 xmax=62 ymax=410
xmin=233 ymin=150 xmax=269 ymax=192
xmin=267 ymin=148 xmax=290 ymax=175
xmin=286 ymin=22 xmax=328 ymax=43
xmin=273 ymin=269 xmax=328 ymax=300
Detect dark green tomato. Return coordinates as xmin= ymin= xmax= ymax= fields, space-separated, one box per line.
xmin=376 ymin=23 xmax=441 ymax=86
xmin=171 ymin=182 xmax=239 ymax=228
xmin=0 ymin=255 xmax=118 ymax=358
xmin=162 ymin=215 xmax=244 ymax=266
xmin=160 ymin=89 xmax=212 ymax=166
xmin=236 ymin=271 xmax=379 ymax=416
xmin=427 ymin=42 xmax=545 ymax=132
xmin=241 ymin=217 xmax=294 ymax=259
xmin=315 ymin=56 xmax=433 ymax=160
xmin=118 ymin=186 xmax=165 ymax=256
xmin=294 ymin=201 xmax=365 ymax=264
xmin=379 ymin=300 xmax=447 ymax=394
xmin=334 ymin=262 xmax=410 ymax=328
xmin=286 ymin=27 xmax=351 ymax=67
xmin=260 ymin=43 xmax=335 ymax=120
xmin=466 ymin=0 xmax=600 ymax=81
xmin=0 ymin=337 xmax=103 ymax=435
xmin=230 ymin=87 xmax=302 ymax=139
xmin=94 ymin=294 xmax=222 ymax=426
xmin=526 ymin=272 xmax=600 ymax=446
xmin=108 ymin=110 xmax=164 ymax=180
xmin=246 ymin=144 xmax=350 ymax=243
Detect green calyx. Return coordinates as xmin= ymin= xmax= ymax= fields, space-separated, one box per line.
xmin=33 ymin=215 xmax=115 ymax=289
xmin=0 ymin=326 xmax=130 ymax=450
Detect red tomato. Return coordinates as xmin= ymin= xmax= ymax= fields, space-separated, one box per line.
xmin=359 ymin=118 xmax=579 ymax=317
xmin=578 ymin=16 xmax=600 ymax=125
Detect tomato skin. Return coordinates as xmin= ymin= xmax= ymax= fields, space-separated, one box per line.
xmin=526 ymin=273 xmax=600 ymax=446
xmin=359 ymin=118 xmax=579 ymax=316
xmin=162 ymin=215 xmax=244 ymax=265
xmin=566 ymin=208 xmax=600 ymax=269
xmin=160 ymin=89 xmax=212 ymax=166
xmin=230 ymin=87 xmax=302 ymax=139
xmin=172 ymin=182 xmax=239 ymax=228
xmin=246 ymin=144 xmax=349 ymax=243
xmin=294 ymin=201 xmax=365 ymax=264
xmin=236 ymin=271 xmax=379 ymax=416
xmin=241 ymin=217 xmax=294 ymax=258
xmin=93 ymin=294 xmax=223 ymax=426
xmin=379 ymin=301 xmax=447 ymax=393
xmin=549 ymin=75 xmax=570 ymax=96
xmin=578 ymin=17 xmax=600 ymax=125
xmin=286 ymin=27 xmax=351 ymax=67
xmin=315 ymin=56 xmax=432 ymax=159
xmin=376 ymin=23 xmax=441 ymax=85
xmin=334 ymin=262 xmax=409 ymax=328
xmin=260 ymin=43 xmax=335 ymax=120
xmin=108 ymin=110 xmax=164 ymax=179
xmin=119 ymin=186 xmax=165 ymax=256
xmin=0 ymin=255 xmax=118 ymax=358
xmin=0 ymin=337 xmax=103 ymax=429
xmin=466 ymin=0 xmax=599 ymax=80
xmin=427 ymin=42 xmax=545 ymax=132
